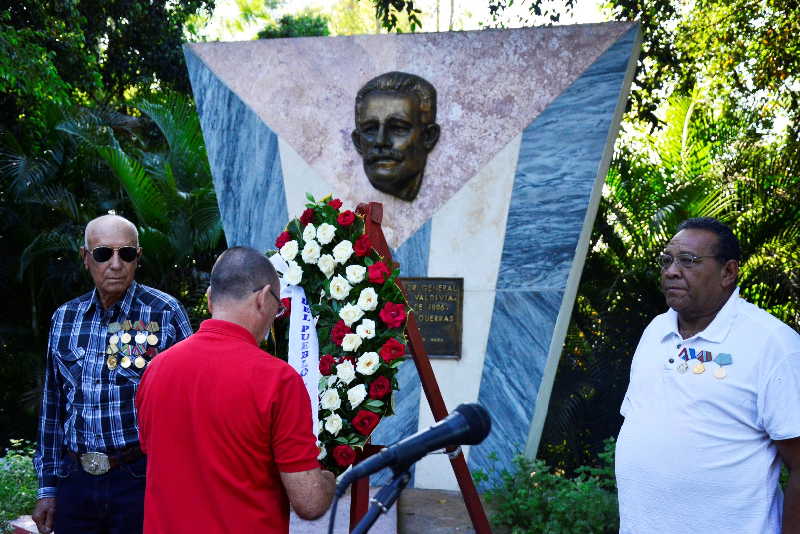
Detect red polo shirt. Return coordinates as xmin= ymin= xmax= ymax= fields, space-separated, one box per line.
xmin=136 ymin=319 xmax=320 ymax=534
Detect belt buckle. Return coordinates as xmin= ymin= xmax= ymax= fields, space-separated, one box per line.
xmin=79 ymin=452 xmax=111 ymax=475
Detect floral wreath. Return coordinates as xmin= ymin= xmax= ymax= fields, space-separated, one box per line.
xmin=270 ymin=194 xmax=408 ymax=475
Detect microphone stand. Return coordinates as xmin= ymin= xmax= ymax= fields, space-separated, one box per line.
xmin=350 ymin=468 xmax=412 ymax=534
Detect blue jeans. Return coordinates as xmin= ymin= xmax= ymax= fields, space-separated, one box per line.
xmin=54 ymin=454 xmax=146 ymax=534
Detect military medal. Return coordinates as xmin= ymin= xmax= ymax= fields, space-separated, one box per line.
xmin=108 ymin=322 xmax=122 ymax=333
xmin=147 ymin=321 xmax=160 ymax=333
xmin=120 ymin=356 xmax=132 ymax=368
xmin=109 ymin=334 xmax=119 ymax=346
xmin=714 ymin=352 xmax=733 ymax=380
xmin=693 ymin=362 xmax=705 ymax=374
xmin=146 ymin=334 xmax=158 ymax=346
xmin=120 ymin=332 xmax=132 ymax=344
xmin=134 ymin=356 xmax=147 ymax=369
xmin=134 ymin=332 xmax=147 ymax=345
xmin=677 ymin=362 xmax=688 ymax=374
xmin=107 ymin=355 xmax=118 ymax=370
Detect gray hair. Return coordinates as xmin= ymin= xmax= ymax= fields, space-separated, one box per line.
xmin=209 ymin=247 xmax=279 ymax=302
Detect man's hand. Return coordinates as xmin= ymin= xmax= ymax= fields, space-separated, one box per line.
xmin=32 ymin=497 xmax=56 ymax=534
xmin=280 ymin=468 xmax=336 ymax=520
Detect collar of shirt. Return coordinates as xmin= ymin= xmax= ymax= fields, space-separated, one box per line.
xmin=659 ymin=286 xmax=741 ymax=344
xmin=86 ymin=280 xmax=139 ymax=318
xmin=198 ymin=319 xmax=257 ymax=346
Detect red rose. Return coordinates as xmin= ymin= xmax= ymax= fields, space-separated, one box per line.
xmin=369 ymin=376 xmax=392 ymax=399
xmin=354 ymin=234 xmax=371 ymax=257
xmin=280 ymin=298 xmax=291 ymax=318
xmin=379 ymin=338 xmax=406 ymax=362
xmin=331 ymin=320 xmax=352 ymax=346
xmin=368 ymin=261 xmax=391 ymax=284
xmin=352 ymin=410 xmax=381 ymax=436
xmin=275 ymin=231 xmax=291 ymax=249
xmin=337 ymin=210 xmax=356 ymax=226
xmin=379 ymin=302 xmax=406 ymax=328
xmin=332 ymin=445 xmax=356 ymax=467
xmin=327 ymin=198 xmax=343 ymax=210
xmin=319 ymin=354 xmax=335 ymax=375
xmin=299 ymin=208 xmax=315 ymax=225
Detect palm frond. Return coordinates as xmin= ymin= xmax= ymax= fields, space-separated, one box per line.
xmin=19 ymin=231 xmax=80 ymax=279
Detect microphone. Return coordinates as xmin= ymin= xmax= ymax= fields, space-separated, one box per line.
xmin=337 ymin=403 xmax=491 ymax=493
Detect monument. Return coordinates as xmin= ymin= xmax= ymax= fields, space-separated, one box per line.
xmin=184 ymin=23 xmax=641 ymax=490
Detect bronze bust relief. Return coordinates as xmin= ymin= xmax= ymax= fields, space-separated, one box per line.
xmin=352 ymin=72 xmax=441 ymax=202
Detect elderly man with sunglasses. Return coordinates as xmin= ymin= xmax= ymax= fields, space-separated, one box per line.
xmin=615 ymin=217 xmax=800 ymax=534
xmin=135 ymin=246 xmax=334 ymax=533
xmin=32 ymin=214 xmax=192 ymax=534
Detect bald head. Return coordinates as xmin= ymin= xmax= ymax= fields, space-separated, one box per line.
xmin=85 ymin=215 xmax=138 ymax=248
xmin=209 ymin=247 xmax=280 ymax=303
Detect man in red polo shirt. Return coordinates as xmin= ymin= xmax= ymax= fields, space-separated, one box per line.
xmin=136 ymin=246 xmax=334 ymax=533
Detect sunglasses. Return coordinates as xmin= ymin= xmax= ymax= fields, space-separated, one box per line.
xmin=90 ymin=246 xmax=139 ymax=263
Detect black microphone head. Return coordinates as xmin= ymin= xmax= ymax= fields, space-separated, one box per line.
xmin=453 ymin=403 xmax=491 ymax=445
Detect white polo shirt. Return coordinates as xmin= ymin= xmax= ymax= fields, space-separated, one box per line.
xmin=616 ymin=288 xmax=800 ymax=534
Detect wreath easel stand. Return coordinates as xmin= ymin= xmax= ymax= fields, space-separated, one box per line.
xmin=348 ymin=202 xmax=492 ymax=534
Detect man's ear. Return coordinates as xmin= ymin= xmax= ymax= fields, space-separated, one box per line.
xmin=206 ymin=287 xmax=214 ymax=315
xmin=422 ymin=123 xmax=440 ymax=152
xmin=721 ymin=259 xmax=739 ymax=288
xmin=80 ymin=247 xmax=89 ymax=270
xmin=351 ymin=129 xmax=364 ymax=155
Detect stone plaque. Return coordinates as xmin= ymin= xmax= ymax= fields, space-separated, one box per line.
xmin=401 ymin=278 xmax=463 ymax=358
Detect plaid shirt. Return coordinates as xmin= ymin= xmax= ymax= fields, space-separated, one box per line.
xmin=34 ymin=281 xmax=193 ymax=498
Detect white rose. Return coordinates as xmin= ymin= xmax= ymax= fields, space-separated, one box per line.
xmin=320 ymin=388 xmax=341 ymax=411
xmin=316 ymin=223 xmax=336 ymax=245
xmin=336 ymin=360 xmax=356 ymax=384
xmin=356 ymin=352 xmax=380 ymax=376
xmin=347 ymin=383 xmax=367 ymax=409
xmin=346 ymin=264 xmax=366 ymax=284
xmin=341 ymin=333 xmax=362 ymax=352
xmin=279 ymin=240 xmax=298 ymax=262
xmin=357 ymin=287 xmax=379 ymax=311
xmin=301 ymin=239 xmax=321 ymax=264
xmin=303 ymin=223 xmax=316 ymax=242
xmin=332 ymin=240 xmax=354 ymax=264
xmin=324 ymin=413 xmax=343 ymax=436
xmin=318 ymin=254 xmax=335 ymax=279
xmin=284 ymin=261 xmax=303 ymax=286
xmin=356 ymin=319 xmax=376 ymax=339
xmin=339 ymin=303 xmax=365 ymax=327
xmin=329 ymin=275 xmax=352 ymax=300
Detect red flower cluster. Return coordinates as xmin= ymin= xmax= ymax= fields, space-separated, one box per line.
xmin=327 ymin=198 xmax=343 ymax=210
xmin=319 ymin=354 xmax=335 ymax=375
xmin=379 ymin=302 xmax=406 ymax=328
xmin=275 ymin=231 xmax=291 ymax=249
xmin=337 ymin=210 xmax=356 ymax=226
xmin=368 ymin=261 xmax=391 ymax=284
xmin=369 ymin=376 xmax=391 ymax=399
xmin=299 ymin=208 xmax=315 ymax=225
xmin=352 ymin=410 xmax=380 ymax=436
xmin=379 ymin=338 xmax=405 ymax=362
xmin=331 ymin=320 xmax=352 ymax=346
xmin=332 ymin=445 xmax=356 ymax=467
xmin=354 ymin=234 xmax=371 ymax=257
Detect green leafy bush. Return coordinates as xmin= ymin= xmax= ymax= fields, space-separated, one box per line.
xmin=0 ymin=439 xmax=37 ymax=533
xmin=475 ymin=439 xmax=618 ymax=534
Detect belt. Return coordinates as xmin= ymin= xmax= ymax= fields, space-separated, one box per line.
xmin=67 ymin=445 xmax=144 ymax=476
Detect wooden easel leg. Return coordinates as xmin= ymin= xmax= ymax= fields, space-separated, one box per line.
xmin=350 ymin=476 xmax=370 ymax=531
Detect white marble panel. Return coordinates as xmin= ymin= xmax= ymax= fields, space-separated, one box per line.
xmin=412 ymin=133 xmax=520 ymax=489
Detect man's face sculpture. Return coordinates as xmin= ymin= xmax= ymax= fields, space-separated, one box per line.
xmin=352 ymin=90 xmax=440 ymax=202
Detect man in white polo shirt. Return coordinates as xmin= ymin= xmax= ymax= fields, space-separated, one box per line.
xmin=616 ymin=217 xmax=800 ymax=533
